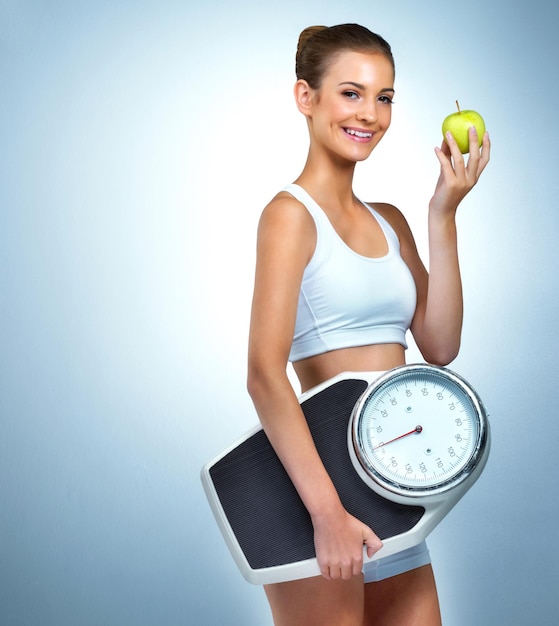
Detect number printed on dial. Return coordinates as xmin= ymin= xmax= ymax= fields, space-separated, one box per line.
xmin=357 ymin=369 xmax=481 ymax=491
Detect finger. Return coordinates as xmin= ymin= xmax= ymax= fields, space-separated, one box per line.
xmin=444 ymin=131 xmax=466 ymax=174
xmin=467 ymin=126 xmax=481 ymax=162
xmin=341 ymin=556 xmax=360 ymax=580
xmin=466 ymin=128 xmax=491 ymax=183
xmin=434 ymin=144 xmax=458 ymax=182
xmin=353 ymin=543 xmax=369 ymax=576
xmin=434 ymin=145 xmax=450 ymax=169
xmin=464 ymin=126 xmax=482 ymax=181
xmin=482 ymin=130 xmax=491 ymax=153
xmin=317 ymin=557 xmax=331 ymax=580
xmin=439 ymin=137 xmax=452 ymax=158
xmin=363 ymin=529 xmax=383 ymax=558
xmin=467 ymin=125 xmax=480 ymax=155
xmin=322 ymin=558 xmax=344 ymax=580
xmin=328 ymin=565 xmax=341 ymax=580
xmin=477 ymin=131 xmax=491 ymax=176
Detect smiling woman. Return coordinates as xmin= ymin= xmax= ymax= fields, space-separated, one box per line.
xmin=242 ymin=22 xmax=490 ymax=626
xmin=295 ymin=26 xmax=395 ymax=166
xmin=295 ymin=49 xmax=394 ymax=165
xmin=3 ymin=1 xmax=559 ymax=624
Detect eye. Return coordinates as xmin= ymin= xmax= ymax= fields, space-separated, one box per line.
xmin=342 ymin=90 xmax=359 ymax=100
xmin=378 ymin=95 xmax=395 ymax=105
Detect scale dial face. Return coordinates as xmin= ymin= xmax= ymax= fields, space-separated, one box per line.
xmin=351 ymin=364 xmax=488 ymax=498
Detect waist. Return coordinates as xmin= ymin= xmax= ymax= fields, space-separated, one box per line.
xmin=292 ymin=343 xmax=406 ymax=393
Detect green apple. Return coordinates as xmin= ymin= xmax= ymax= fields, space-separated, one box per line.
xmin=442 ymin=101 xmax=486 ymax=154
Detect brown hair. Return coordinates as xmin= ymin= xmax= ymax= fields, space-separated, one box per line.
xmin=295 ymin=23 xmax=394 ymax=89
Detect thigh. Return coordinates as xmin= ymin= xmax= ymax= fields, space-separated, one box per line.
xmin=363 ymin=564 xmax=442 ymax=626
xmin=264 ymin=574 xmax=365 ymax=626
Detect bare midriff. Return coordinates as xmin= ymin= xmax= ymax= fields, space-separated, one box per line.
xmin=292 ymin=343 xmax=406 ymax=393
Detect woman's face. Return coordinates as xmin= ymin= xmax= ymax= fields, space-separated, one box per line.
xmin=306 ymin=50 xmax=395 ymax=162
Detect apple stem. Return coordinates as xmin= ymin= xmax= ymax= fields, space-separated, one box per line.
xmin=456 ymin=100 xmax=461 ymax=114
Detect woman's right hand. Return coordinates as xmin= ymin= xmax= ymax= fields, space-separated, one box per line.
xmin=312 ymin=505 xmax=383 ymax=580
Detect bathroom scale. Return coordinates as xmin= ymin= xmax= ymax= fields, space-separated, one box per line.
xmin=201 ymin=364 xmax=490 ymax=584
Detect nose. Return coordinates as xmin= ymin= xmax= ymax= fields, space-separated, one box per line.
xmin=357 ymin=98 xmax=377 ymax=124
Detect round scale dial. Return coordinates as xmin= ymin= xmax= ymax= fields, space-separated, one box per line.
xmin=350 ymin=364 xmax=489 ymax=499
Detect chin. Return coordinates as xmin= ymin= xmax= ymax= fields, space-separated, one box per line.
xmin=347 ymin=138 xmax=384 ymax=162
xmin=347 ymin=148 xmax=376 ymax=163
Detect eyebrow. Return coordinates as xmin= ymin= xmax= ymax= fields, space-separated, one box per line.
xmin=339 ymin=81 xmax=395 ymax=93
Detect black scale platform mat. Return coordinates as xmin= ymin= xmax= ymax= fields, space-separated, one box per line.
xmin=209 ymin=378 xmax=425 ymax=571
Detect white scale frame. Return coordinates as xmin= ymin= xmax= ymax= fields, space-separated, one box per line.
xmin=201 ymin=364 xmax=490 ymax=585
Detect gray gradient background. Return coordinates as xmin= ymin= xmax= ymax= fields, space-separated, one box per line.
xmin=1 ymin=1 xmax=558 ymax=624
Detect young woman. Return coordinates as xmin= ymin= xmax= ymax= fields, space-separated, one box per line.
xmin=247 ymin=23 xmax=490 ymax=626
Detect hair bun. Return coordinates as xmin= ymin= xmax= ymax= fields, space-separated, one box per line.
xmin=296 ymin=25 xmax=327 ymax=58
xmin=295 ymin=23 xmax=394 ymax=89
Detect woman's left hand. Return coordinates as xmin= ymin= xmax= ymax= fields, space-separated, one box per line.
xmin=430 ymin=126 xmax=491 ymax=215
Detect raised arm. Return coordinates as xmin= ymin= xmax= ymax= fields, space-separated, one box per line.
xmin=397 ymin=127 xmax=491 ymax=365
xmin=247 ymin=194 xmax=382 ymax=580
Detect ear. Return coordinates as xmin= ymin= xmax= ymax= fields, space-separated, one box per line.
xmin=294 ymin=79 xmax=315 ymax=116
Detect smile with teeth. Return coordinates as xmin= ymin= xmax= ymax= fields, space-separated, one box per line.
xmin=344 ymin=128 xmax=373 ymax=139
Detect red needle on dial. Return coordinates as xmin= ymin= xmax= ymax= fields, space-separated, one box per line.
xmin=372 ymin=425 xmax=423 ymax=450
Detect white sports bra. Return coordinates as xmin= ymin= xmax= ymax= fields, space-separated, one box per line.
xmin=286 ymin=184 xmax=417 ymax=362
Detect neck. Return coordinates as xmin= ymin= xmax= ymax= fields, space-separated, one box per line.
xmin=295 ymin=147 xmax=357 ymax=209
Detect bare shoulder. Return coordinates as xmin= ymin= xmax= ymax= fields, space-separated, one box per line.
xmin=260 ymin=190 xmax=314 ymax=228
xmin=258 ymin=190 xmax=316 ymax=260
xmin=367 ymin=202 xmax=414 ymax=241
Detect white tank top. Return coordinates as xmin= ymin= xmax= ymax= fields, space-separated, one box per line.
xmin=285 ymin=184 xmax=417 ymax=362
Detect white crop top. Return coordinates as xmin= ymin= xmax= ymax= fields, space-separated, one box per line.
xmin=286 ymin=184 xmax=417 ymax=362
